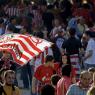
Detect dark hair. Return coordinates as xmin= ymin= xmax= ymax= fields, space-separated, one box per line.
xmin=45 ymin=55 xmax=54 ymax=63
xmin=59 ymin=53 xmax=71 ymax=67
xmin=84 ymin=31 xmax=92 ymax=37
xmin=88 ymin=67 xmax=95 ymax=73
xmin=41 ymin=84 xmax=55 ymax=95
xmin=7 ymin=24 xmax=16 ymax=31
xmin=69 ymin=28 xmax=76 ymax=36
xmin=9 ymin=16 xmax=17 ymax=22
xmin=0 ymin=18 xmax=4 ymax=24
xmin=51 ymin=74 xmax=61 ymax=86
xmin=62 ymin=64 xmax=71 ymax=77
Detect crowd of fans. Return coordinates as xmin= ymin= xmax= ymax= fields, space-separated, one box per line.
xmin=0 ymin=0 xmax=95 ymax=95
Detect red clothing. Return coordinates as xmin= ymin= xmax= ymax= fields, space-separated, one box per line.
xmin=73 ymin=8 xmax=92 ymax=24
xmin=56 ymin=64 xmax=76 ymax=79
xmin=57 ymin=76 xmax=71 ymax=95
xmin=34 ymin=63 xmax=59 ymax=93
xmin=34 ymin=63 xmax=59 ymax=84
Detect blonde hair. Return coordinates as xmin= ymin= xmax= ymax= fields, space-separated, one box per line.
xmin=4 ymin=70 xmax=15 ymax=78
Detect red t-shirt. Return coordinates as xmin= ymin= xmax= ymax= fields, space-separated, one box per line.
xmin=34 ymin=64 xmax=59 ymax=84
xmin=57 ymin=76 xmax=71 ymax=95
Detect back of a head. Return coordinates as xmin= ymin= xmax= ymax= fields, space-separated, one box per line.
xmin=41 ymin=84 xmax=55 ymax=95
xmin=84 ymin=31 xmax=92 ymax=37
xmin=51 ymin=74 xmax=61 ymax=86
xmin=45 ymin=55 xmax=54 ymax=63
xmin=9 ymin=16 xmax=17 ymax=22
xmin=62 ymin=64 xmax=71 ymax=77
xmin=69 ymin=28 xmax=76 ymax=36
xmin=88 ymin=67 xmax=95 ymax=73
xmin=7 ymin=24 xmax=15 ymax=32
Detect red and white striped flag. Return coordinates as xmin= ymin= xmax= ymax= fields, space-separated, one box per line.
xmin=0 ymin=34 xmax=52 ymax=65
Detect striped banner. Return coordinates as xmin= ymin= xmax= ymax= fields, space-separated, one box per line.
xmin=0 ymin=34 xmax=52 ymax=65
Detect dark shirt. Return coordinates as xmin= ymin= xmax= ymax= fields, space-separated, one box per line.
xmin=62 ymin=37 xmax=82 ymax=55
xmin=42 ymin=11 xmax=54 ymax=32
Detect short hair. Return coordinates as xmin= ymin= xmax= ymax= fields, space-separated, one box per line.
xmin=62 ymin=64 xmax=71 ymax=77
xmin=80 ymin=70 xmax=90 ymax=78
xmin=84 ymin=31 xmax=92 ymax=37
xmin=41 ymin=84 xmax=55 ymax=95
xmin=88 ymin=67 xmax=95 ymax=73
xmin=45 ymin=55 xmax=54 ymax=63
xmin=0 ymin=18 xmax=4 ymax=24
xmin=4 ymin=70 xmax=15 ymax=78
xmin=69 ymin=28 xmax=76 ymax=36
xmin=9 ymin=16 xmax=17 ymax=22
xmin=51 ymin=74 xmax=61 ymax=86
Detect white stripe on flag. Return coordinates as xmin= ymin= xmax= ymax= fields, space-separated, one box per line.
xmin=17 ymin=37 xmax=39 ymax=55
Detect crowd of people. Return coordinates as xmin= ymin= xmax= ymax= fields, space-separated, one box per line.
xmin=0 ymin=0 xmax=95 ymax=95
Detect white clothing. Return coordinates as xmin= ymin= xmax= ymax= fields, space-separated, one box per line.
xmin=85 ymin=38 xmax=95 ymax=64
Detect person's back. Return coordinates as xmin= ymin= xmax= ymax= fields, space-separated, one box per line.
xmin=57 ymin=64 xmax=72 ymax=95
xmin=62 ymin=28 xmax=82 ymax=55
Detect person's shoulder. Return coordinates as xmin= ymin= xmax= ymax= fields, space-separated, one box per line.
xmin=68 ymin=83 xmax=79 ymax=90
xmin=36 ymin=64 xmax=44 ymax=69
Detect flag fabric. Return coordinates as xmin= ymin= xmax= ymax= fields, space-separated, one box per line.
xmin=0 ymin=34 xmax=52 ymax=65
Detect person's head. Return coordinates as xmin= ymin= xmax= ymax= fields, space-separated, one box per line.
xmin=51 ymin=74 xmax=61 ymax=87
xmin=10 ymin=16 xmax=17 ymax=25
xmin=82 ymin=31 xmax=91 ymax=42
xmin=7 ymin=24 xmax=15 ymax=32
xmin=53 ymin=18 xmax=60 ymax=27
xmin=41 ymin=84 xmax=55 ymax=95
xmin=80 ymin=71 xmax=91 ymax=87
xmin=62 ymin=64 xmax=71 ymax=77
xmin=78 ymin=17 xmax=85 ymax=25
xmin=62 ymin=53 xmax=71 ymax=64
xmin=2 ymin=51 xmax=11 ymax=59
xmin=45 ymin=55 xmax=54 ymax=63
xmin=45 ymin=55 xmax=54 ymax=67
xmin=68 ymin=28 xmax=76 ymax=37
xmin=4 ymin=70 xmax=15 ymax=86
xmin=88 ymin=67 xmax=95 ymax=79
xmin=57 ymin=29 xmax=64 ymax=36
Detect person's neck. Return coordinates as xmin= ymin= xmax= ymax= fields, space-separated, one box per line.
xmin=44 ymin=63 xmax=49 ymax=67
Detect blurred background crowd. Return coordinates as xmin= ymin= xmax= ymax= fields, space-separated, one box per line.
xmin=0 ymin=0 xmax=95 ymax=95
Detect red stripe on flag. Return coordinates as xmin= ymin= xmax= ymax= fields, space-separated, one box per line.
xmin=19 ymin=35 xmax=42 ymax=53
xmin=11 ymin=39 xmax=35 ymax=57
xmin=4 ymin=48 xmax=25 ymax=65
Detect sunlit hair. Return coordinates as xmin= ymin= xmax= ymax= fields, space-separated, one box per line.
xmin=80 ymin=70 xmax=90 ymax=78
xmin=4 ymin=70 xmax=15 ymax=78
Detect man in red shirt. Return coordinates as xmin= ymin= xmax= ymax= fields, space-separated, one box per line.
xmin=32 ymin=55 xmax=59 ymax=95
